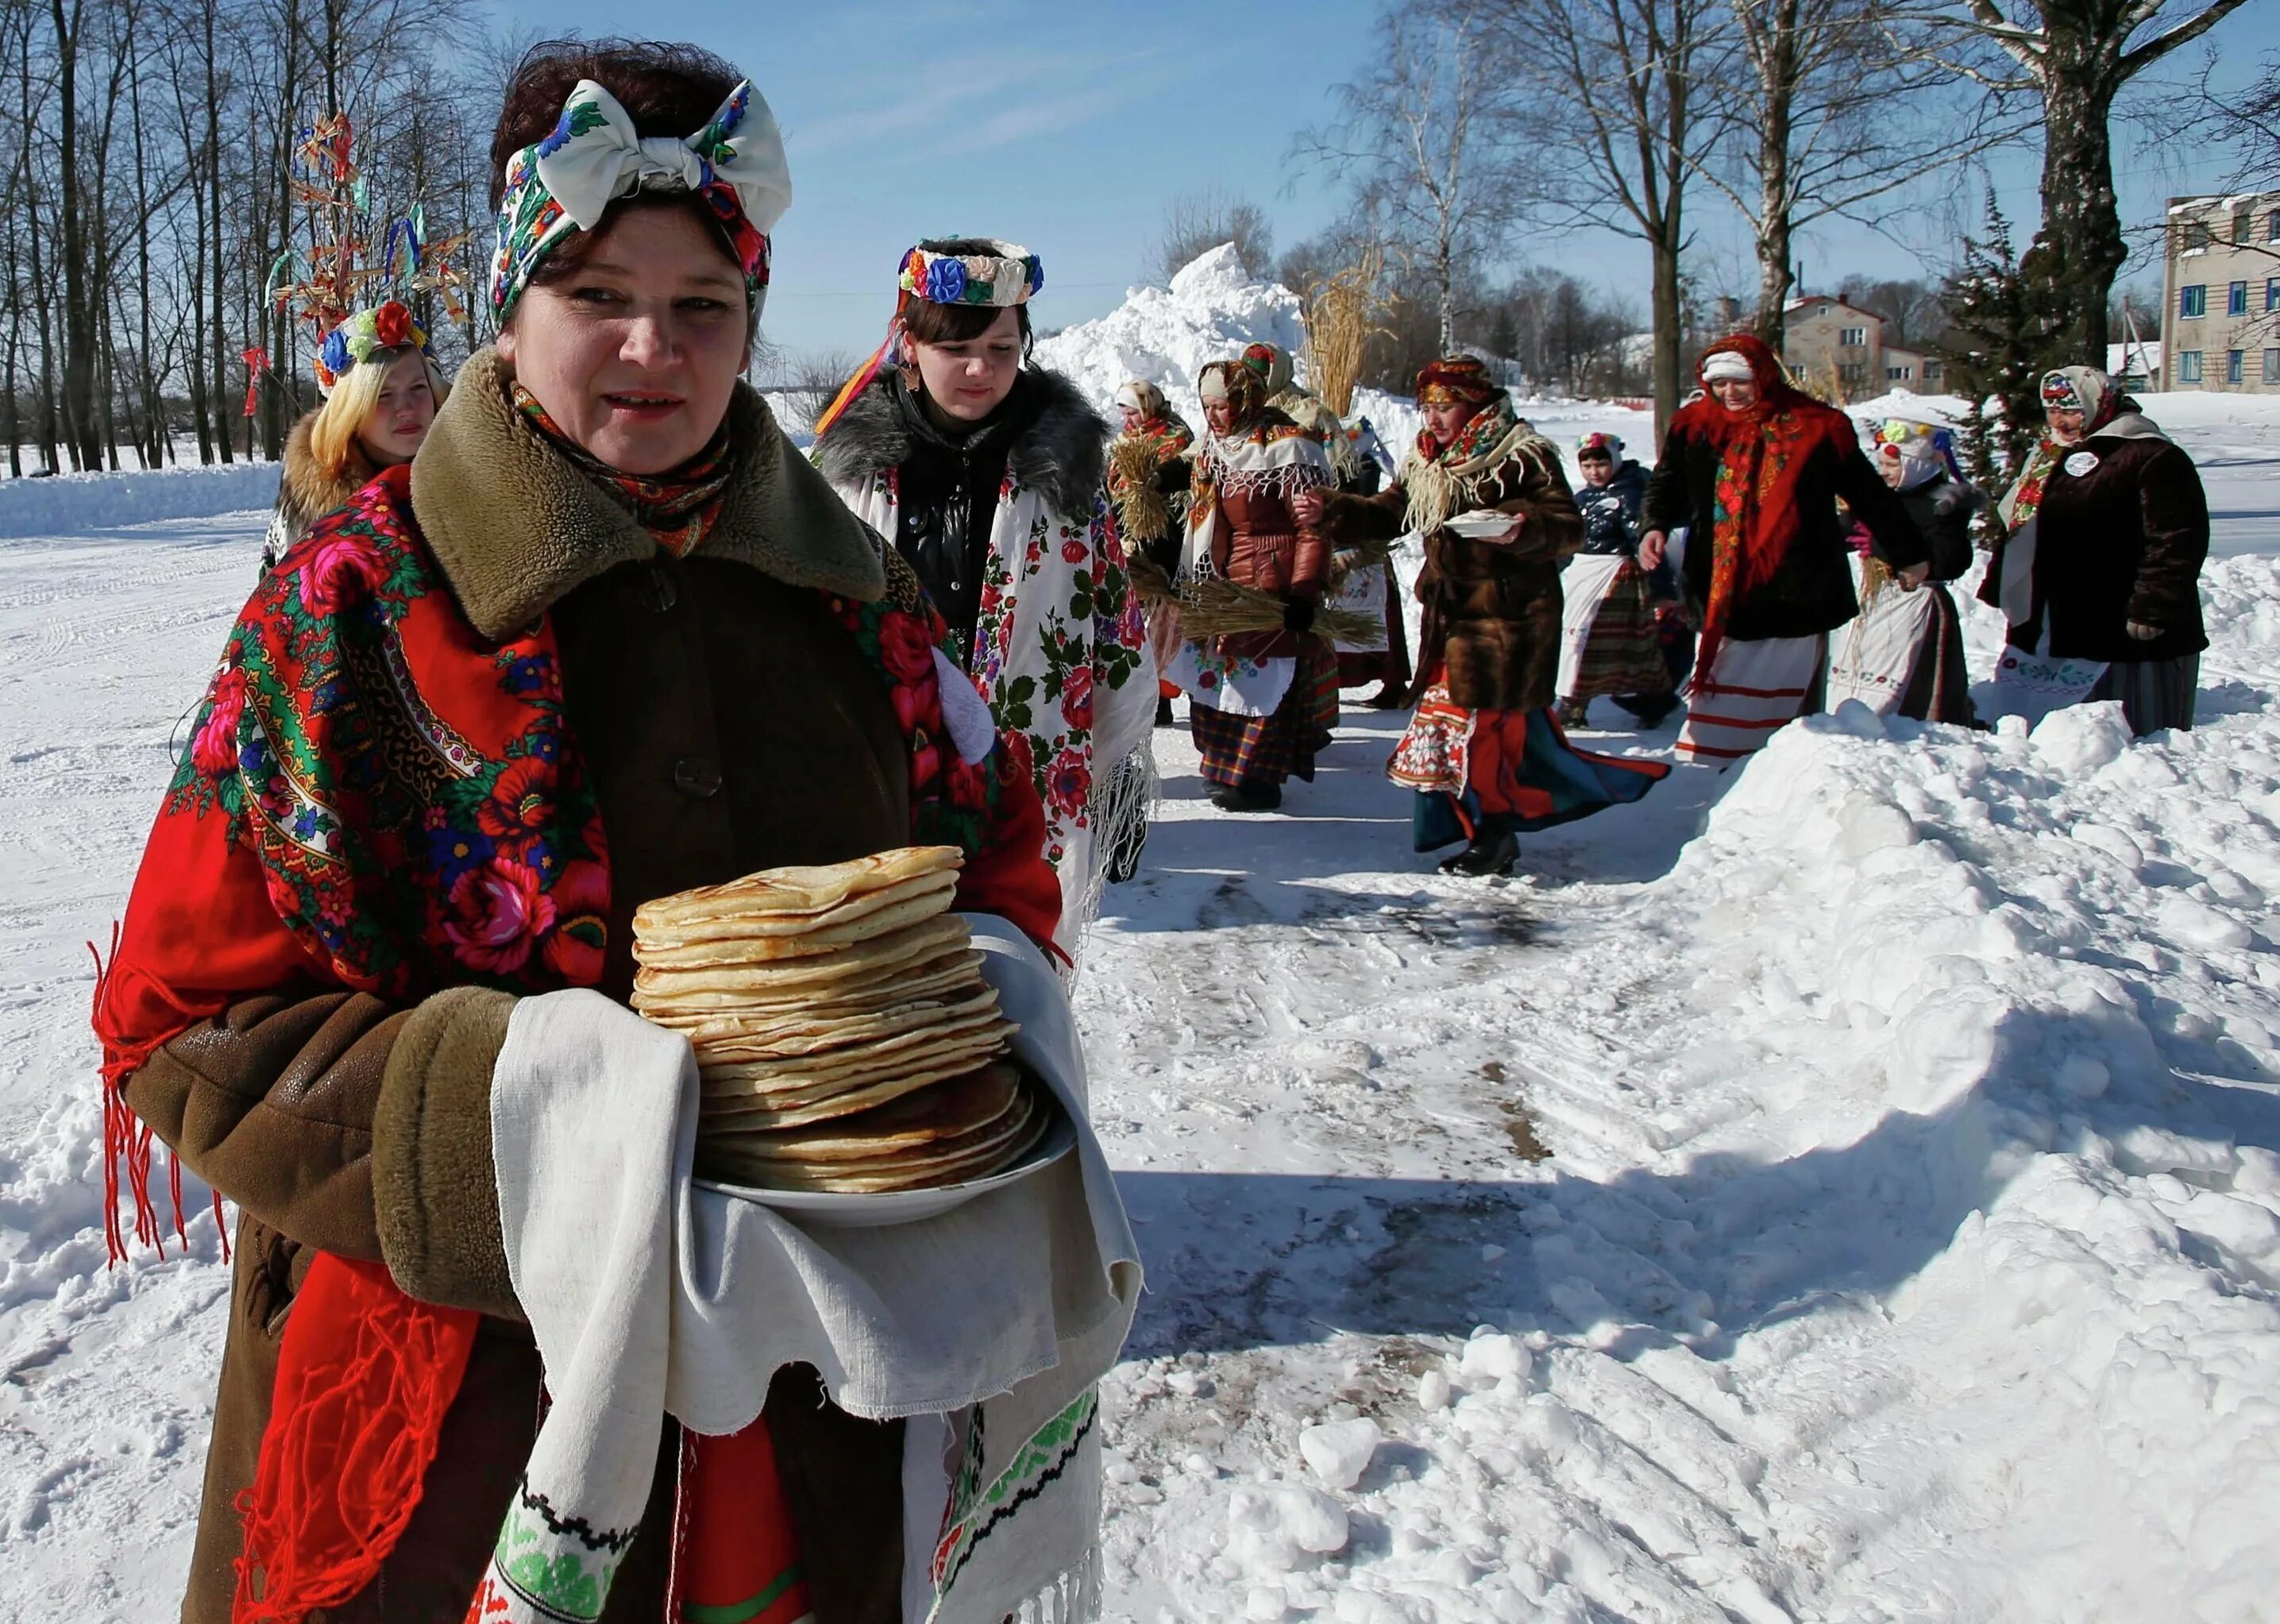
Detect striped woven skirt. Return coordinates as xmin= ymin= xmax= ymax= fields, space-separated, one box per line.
xmin=1191 ymin=643 xmax=1336 ymax=789
xmin=1676 ymin=634 xmax=1825 ymax=762
xmin=1557 ymin=555 xmax=1672 ymax=703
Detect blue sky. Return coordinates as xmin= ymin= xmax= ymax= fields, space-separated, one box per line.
xmin=489 ymin=0 xmax=2280 ymax=360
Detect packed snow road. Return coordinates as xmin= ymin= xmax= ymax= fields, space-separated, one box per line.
xmin=2 ymin=461 xmax=2278 ymax=1620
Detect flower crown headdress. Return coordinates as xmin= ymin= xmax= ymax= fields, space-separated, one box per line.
xmin=264 ymin=114 xmax=470 ymax=397
xmin=811 ymin=237 xmax=1048 ymax=440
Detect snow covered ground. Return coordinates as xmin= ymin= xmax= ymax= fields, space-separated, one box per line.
xmin=3 ymin=269 xmax=2280 ymax=1620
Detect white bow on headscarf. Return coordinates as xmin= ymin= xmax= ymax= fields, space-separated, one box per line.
xmin=491 ymin=76 xmax=793 ymax=317
xmin=534 ymin=78 xmax=791 ymax=236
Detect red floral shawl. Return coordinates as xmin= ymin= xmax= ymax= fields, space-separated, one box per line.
xmin=1668 ymin=334 xmax=1858 ymax=686
xmin=92 ymin=462 xmax=1062 ymax=1622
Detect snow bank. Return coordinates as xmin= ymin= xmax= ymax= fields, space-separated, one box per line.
xmin=0 ymin=460 xmax=280 ymax=539
xmin=1036 ymin=245 xmax=1309 ymax=426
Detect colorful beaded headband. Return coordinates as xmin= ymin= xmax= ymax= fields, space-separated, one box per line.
xmin=897 ymin=240 xmax=1044 ymax=309
xmin=315 ymin=302 xmax=432 ymax=395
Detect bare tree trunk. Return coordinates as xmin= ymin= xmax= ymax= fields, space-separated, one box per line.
xmin=48 ymin=0 xmax=103 ymax=471
xmin=206 ymin=1 xmax=230 ymax=461
xmin=1652 ymin=230 xmax=1684 ymax=426
xmin=2033 ymin=61 xmax=2120 ymax=360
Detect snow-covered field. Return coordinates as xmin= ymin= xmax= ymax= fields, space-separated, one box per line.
xmin=4 ymin=267 xmax=2280 ymax=1621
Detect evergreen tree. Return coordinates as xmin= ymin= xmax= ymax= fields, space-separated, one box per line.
xmin=1937 ymin=193 xmax=2056 ymax=491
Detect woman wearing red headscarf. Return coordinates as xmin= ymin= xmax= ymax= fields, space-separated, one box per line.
xmin=1299 ymin=357 xmax=1665 ymax=876
xmin=1638 ymin=335 xmax=1927 ymax=762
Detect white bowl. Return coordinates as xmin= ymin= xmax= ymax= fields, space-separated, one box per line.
xmin=1442 ymin=511 xmax=1514 ymax=538
xmin=693 ymin=1107 xmax=1077 ymax=1229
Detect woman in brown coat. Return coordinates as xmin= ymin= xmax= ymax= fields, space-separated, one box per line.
xmin=93 ymin=40 xmax=1063 ymax=1624
xmin=1298 ymin=356 xmax=1665 ymax=875
xmin=1981 ymin=365 xmax=2209 ymax=735
xmin=1167 ymin=358 xmax=1336 ymax=812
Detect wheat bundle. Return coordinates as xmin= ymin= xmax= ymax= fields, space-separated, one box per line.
xmin=1299 ymin=247 xmax=1387 ymax=419
xmin=1108 ymin=436 xmax=1175 ymax=541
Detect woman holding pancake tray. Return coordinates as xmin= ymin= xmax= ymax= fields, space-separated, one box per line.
xmin=93 ymin=39 xmax=1133 ymax=1624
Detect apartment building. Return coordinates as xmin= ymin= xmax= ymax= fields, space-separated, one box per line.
xmin=2161 ymin=191 xmax=2280 ymax=392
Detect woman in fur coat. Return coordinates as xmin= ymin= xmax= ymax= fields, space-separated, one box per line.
xmin=813 ymin=238 xmax=1158 ymax=948
xmin=1299 ymin=357 xmax=1665 ymax=876
xmin=260 ymin=301 xmax=448 ymax=569
xmin=1979 ymin=365 xmax=2209 ymax=735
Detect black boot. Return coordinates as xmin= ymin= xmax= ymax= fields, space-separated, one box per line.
xmin=1611 ymin=690 xmax=1680 ymax=727
xmin=1155 ymin=694 xmax=1175 ymax=727
xmin=1438 ymin=827 xmax=1518 ymax=877
xmin=1209 ymin=781 xmax=1282 ymax=813
xmin=1555 ymin=697 xmax=1590 ymax=731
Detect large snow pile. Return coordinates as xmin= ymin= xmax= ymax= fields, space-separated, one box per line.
xmin=1036 ymin=246 xmax=1662 ymax=474
xmin=0 ymin=460 xmax=280 ymax=539
xmin=1036 ymin=245 xmax=1310 ymax=424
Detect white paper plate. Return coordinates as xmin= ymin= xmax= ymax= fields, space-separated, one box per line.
xmin=693 ymin=1107 xmax=1077 ymax=1229
xmin=1443 ymin=511 xmax=1513 ymax=538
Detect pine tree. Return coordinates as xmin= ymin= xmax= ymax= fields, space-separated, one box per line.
xmin=1937 ymin=193 xmax=2056 ymax=491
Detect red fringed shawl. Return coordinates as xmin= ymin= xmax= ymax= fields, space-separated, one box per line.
xmin=1667 ymin=334 xmax=1858 ymax=686
xmin=93 ymin=463 xmax=1063 ymax=1622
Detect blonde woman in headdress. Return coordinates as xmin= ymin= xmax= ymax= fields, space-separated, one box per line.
xmin=261 ymin=301 xmax=449 ymax=569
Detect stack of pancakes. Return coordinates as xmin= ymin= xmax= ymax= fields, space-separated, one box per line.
xmin=630 ymin=846 xmax=1048 ymax=1194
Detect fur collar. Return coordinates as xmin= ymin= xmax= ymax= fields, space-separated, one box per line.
xmin=411 ymin=349 xmax=885 ymax=641
xmin=278 ymin=409 xmax=380 ymax=530
xmin=812 ymin=366 xmax=1109 ymax=519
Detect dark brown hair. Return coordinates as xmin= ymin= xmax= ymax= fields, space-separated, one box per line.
xmin=900 ymin=238 xmax=1036 ymax=357
xmin=491 ymin=39 xmax=748 ymax=311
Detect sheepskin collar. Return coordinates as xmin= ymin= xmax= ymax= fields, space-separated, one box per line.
xmin=812 ymin=366 xmax=1108 ymax=519
xmin=279 ymin=409 xmax=380 ymax=530
xmin=411 ymin=349 xmax=885 ymax=641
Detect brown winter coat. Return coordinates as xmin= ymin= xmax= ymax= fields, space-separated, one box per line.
xmin=1318 ymin=429 xmax=1584 ymax=712
xmin=120 ymin=351 xmax=918 ymax=1624
xmin=1211 ymin=480 xmax=1333 ymax=661
xmin=1978 ymin=424 xmax=2210 ymax=664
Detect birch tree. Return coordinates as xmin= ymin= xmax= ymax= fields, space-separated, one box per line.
xmin=1294 ymin=0 xmax=1522 ymax=354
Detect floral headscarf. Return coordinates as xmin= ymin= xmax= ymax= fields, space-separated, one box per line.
xmin=490 ymin=76 xmax=790 ymax=323
xmin=1414 ymin=355 xmax=1502 ymax=410
xmin=1198 ymin=360 xmax=1268 ymax=428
